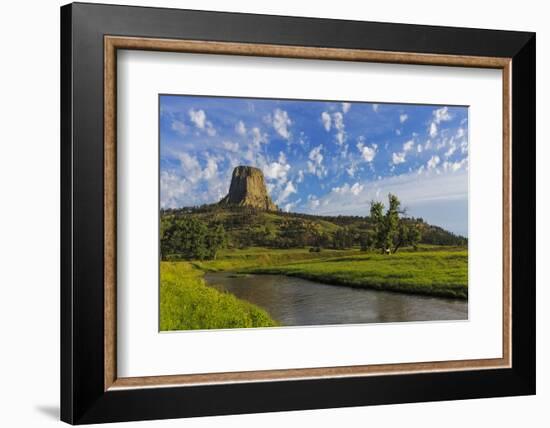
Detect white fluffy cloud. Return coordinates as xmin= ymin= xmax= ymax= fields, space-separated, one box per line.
xmin=350 ymin=182 xmax=363 ymax=195
xmin=178 ymin=152 xmax=202 ymax=183
xmin=263 ymin=151 xmax=291 ymax=186
xmin=202 ymin=157 xmax=218 ymax=180
xmin=189 ymin=108 xmax=216 ymax=136
xmin=333 ymin=112 xmax=345 ymax=145
xmin=429 ymin=122 xmax=438 ymax=138
xmin=235 ymin=120 xmax=246 ymax=136
xmin=427 ymin=154 xmax=440 ymax=170
xmin=222 ymin=141 xmax=239 ymax=152
xmin=443 ymin=158 xmax=468 ymax=172
xmin=444 ymin=141 xmax=457 ymax=158
xmin=428 ymin=106 xmax=452 ymax=139
xmin=332 ymin=182 xmax=364 ymax=196
xmin=251 ymin=127 xmax=267 ymax=147
xmin=178 ymin=152 xmax=222 ymax=184
xmin=455 ymin=127 xmax=468 ymax=155
xmin=309 ymin=145 xmax=323 ymax=165
xmin=277 ymin=181 xmax=297 ymax=204
xmin=264 ymin=161 xmax=290 ymax=182
xmin=321 ymin=111 xmax=331 ymax=131
xmin=272 ymin=108 xmax=292 ymax=139
xmin=342 ymin=102 xmax=351 ymax=114
xmin=403 ymin=139 xmax=414 ymax=152
xmin=392 ymin=152 xmax=406 ymax=165
xmin=160 ymin=171 xmax=191 ymax=208
xmin=322 ymin=111 xmax=347 ymax=145
xmin=356 ymin=141 xmax=377 ymax=162
xmin=189 ymin=109 xmax=206 ymax=129
xmin=171 ymin=120 xmax=187 ymax=135
xmin=399 ymin=113 xmax=408 ymax=123
xmin=161 ymin=151 xmax=228 ymax=208
xmin=433 ymin=106 xmax=452 ymax=124
xmin=307 ymin=145 xmax=326 ymax=177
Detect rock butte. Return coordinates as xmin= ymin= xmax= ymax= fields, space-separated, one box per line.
xmin=218 ymin=166 xmax=278 ymax=211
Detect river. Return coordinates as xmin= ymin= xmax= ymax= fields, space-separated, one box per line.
xmin=204 ymin=272 xmax=468 ymax=326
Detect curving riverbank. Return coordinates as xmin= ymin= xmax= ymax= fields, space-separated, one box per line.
xmin=206 ymin=271 xmax=467 ymax=326
xmin=161 ymin=246 xmax=468 ymax=331
xmin=243 ymin=249 xmax=468 ymax=299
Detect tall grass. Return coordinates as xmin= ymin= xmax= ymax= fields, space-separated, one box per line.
xmin=160 ymin=262 xmax=278 ymax=331
xmin=246 ymin=249 xmax=468 ymax=299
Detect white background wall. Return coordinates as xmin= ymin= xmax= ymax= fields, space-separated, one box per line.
xmin=0 ymin=0 xmax=546 ymax=426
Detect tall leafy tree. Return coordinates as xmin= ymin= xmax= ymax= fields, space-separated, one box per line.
xmin=369 ymin=194 xmax=422 ymax=254
xmin=369 ymin=201 xmax=385 ymax=250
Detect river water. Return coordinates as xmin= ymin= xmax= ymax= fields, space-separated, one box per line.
xmin=204 ymin=272 xmax=468 ymax=326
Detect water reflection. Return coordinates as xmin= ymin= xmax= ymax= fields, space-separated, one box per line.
xmin=205 ymin=272 xmax=468 ymax=326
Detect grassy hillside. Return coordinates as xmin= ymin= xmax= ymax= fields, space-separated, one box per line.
xmin=160 ymin=262 xmax=278 ymax=331
xmin=162 ymin=205 xmax=467 ymax=253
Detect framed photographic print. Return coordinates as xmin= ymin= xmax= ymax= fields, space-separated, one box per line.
xmin=60 ymin=2 xmax=535 ymax=424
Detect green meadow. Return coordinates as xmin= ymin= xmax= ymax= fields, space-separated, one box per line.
xmin=160 ymin=245 xmax=468 ymax=331
xmin=245 ymin=248 xmax=468 ymax=299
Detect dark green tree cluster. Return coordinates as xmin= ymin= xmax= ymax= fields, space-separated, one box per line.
xmin=358 ymin=230 xmax=376 ymax=251
xmin=332 ymin=227 xmax=354 ymax=249
xmin=160 ymin=216 xmax=226 ymax=260
xmin=276 ymin=219 xmax=330 ymax=248
xmin=368 ymin=194 xmax=422 ymax=254
xmin=420 ymin=226 xmax=467 ymax=246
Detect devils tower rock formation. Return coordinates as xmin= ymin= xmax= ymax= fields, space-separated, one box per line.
xmin=219 ymin=166 xmax=278 ymax=211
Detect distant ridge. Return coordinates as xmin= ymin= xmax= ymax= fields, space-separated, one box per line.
xmin=218 ymin=166 xmax=278 ymax=211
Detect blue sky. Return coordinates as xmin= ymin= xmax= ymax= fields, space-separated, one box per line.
xmin=160 ymin=95 xmax=469 ymax=236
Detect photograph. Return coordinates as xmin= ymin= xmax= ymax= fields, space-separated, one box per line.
xmin=159 ymin=95 xmax=469 ymax=331
xmin=53 ymin=2 xmax=537 ymax=424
